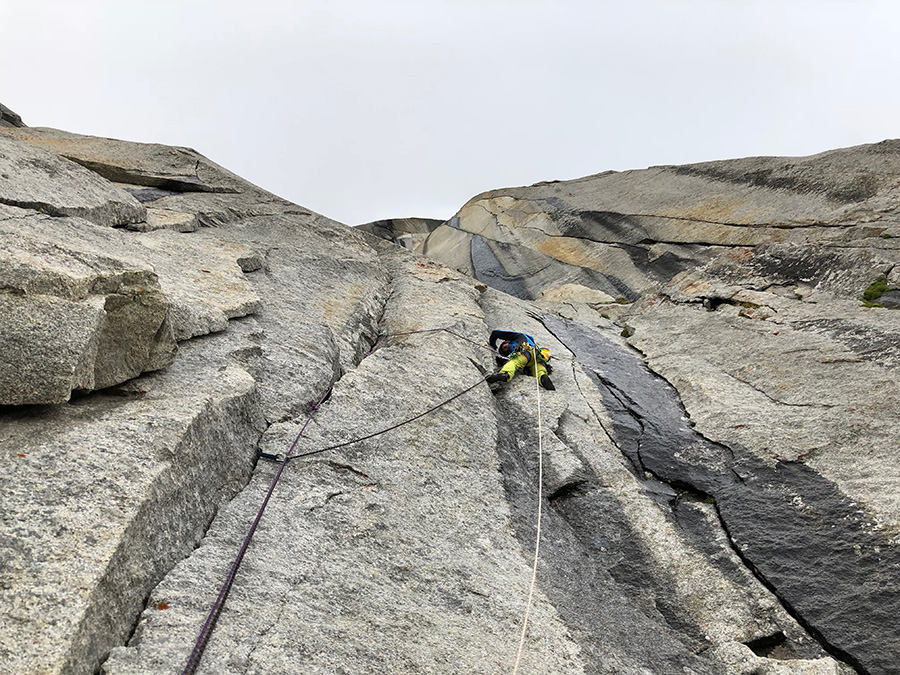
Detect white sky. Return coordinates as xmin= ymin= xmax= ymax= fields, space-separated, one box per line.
xmin=3 ymin=0 xmax=899 ymax=225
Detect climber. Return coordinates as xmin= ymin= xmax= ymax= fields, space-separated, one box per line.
xmin=486 ymin=329 xmax=555 ymax=390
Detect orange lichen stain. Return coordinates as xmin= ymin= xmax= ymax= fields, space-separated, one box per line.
xmin=157 ymin=602 xmax=170 ymax=610
xmin=680 ymin=281 xmax=711 ymax=296
xmin=535 ymin=238 xmax=604 ymax=270
xmin=17 ymin=453 xmax=25 ymax=458
xmin=662 ymin=195 xmax=751 ymax=224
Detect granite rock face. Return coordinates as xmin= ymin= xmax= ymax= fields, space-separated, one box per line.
xmin=0 ymin=114 xmax=894 ymax=675
xmin=0 ymin=102 xmax=25 ymax=128
xmin=356 ymin=217 xmax=445 ymax=253
xmin=406 ymin=141 xmax=900 ymax=673
xmin=420 ymin=142 xmax=900 ymax=302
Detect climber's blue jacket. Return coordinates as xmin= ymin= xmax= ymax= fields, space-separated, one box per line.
xmin=489 ymin=330 xmax=552 ymax=371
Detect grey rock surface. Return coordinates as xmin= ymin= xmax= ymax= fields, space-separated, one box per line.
xmin=356 ymin=217 xmax=445 ymax=253
xmin=0 ymin=102 xmax=25 ymax=128
xmin=1 ymin=118 xmax=894 ymax=675
xmin=0 ymin=125 xmax=391 ymax=673
xmin=1 ymin=327 xmax=266 ymax=675
xmin=0 ymin=126 xmax=264 ymax=196
xmin=0 ymin=133 xmax=146 ymax=227
xmin=415 ymin=141 xmax=900 ymax=302
xmin=0 ymin=206 xmax=176 ymax=404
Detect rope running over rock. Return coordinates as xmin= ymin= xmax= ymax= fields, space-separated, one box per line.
xmin=182 ymin=326 xmax=494 ymax=672
xmin=182 ymin=324 xmax=551 ymax=673
xmin=182 ymin=387 xmax=332 ymax=675
xmin=512 ymin=346 xmax=544 ymax=674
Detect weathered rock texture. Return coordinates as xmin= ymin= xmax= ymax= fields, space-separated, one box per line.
xmin=422 ymin=143 xmax=900 ymax=302
xmin=402 ymin=141 xmax=900 ymax=674
xmin=1 ymin=109 xmax=895 ymax=675
xmin=356 ymin=217 xmax=445 ymax=254
xmin=0 ymin=103 xmax=25 ymax=128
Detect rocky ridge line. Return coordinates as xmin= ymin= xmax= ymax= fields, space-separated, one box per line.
xmin=1 ymin=102 xmax=888 ymax=674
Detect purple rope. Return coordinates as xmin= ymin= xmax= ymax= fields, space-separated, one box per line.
xmin=182 ymin=387 xmax=332 ymax=675
xmin=181 ymin=325 xmax=499 ymax=672
xmin=289 ymin=374 xmax=488 ymax=461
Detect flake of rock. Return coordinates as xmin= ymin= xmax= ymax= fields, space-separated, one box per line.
xmin=0 ymin=102 xmax=25 ymax=127
xmin=0 ymin=207 xmax=176 ymax=404
xmin=0 ymin=126 xmax=264 ymax=196
xmin=0 ymin=133 xmax=145 ymax=227
xmin=140 ymin=208 xmax=199 ymax=232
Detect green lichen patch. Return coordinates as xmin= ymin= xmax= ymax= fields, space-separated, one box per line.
xmin=862 ymin=277 xmax=890 ymax=307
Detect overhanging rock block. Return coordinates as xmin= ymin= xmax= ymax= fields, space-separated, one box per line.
xmin=0 ymin=133 xmax=146 ymax=227
xmin=0 ymin=208 xmax=176 ymax=404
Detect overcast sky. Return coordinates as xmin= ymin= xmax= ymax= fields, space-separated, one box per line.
xmin=3 ymin=1 xmax=899 ymax=225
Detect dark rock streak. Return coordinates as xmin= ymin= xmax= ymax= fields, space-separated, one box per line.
xmin=541 ymin=314 xmax=900 ymax=675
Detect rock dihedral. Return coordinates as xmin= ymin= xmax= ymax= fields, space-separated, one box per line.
xmin=0 ymin=103 xmax=891 ymax=675
xmin=410 ymin=142 xmax=900 ymax=673
xmin=356 ymin=217 xmax=445 ymax=254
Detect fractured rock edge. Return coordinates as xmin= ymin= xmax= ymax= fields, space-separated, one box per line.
xmin=101 ymin=249 xmax=853 ymax=675
xmin=0 ymin=127 xmax=391 ymax=675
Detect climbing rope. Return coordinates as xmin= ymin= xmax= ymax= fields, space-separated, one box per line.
xmin=512 ymin=347 xmax=545 ymax=674
xmin=182 ymin=387 xmax=333 ymax=675
xmin=289 ymin=374 xmax=489 ymax=461
xmin=181 ymin=325 xmax=551 ymax=673
xmin=181 ymin=327 xmax=491 ymax=672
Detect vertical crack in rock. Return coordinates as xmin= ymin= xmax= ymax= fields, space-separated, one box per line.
xmin=568 ymin=360 xmax=619 ymax=451
xmin=589 ymin=372 xmax=650 ymax=474
xmin=539 ymin=312 xmax=900 ymax=675
xmin=491 ymin=390 xmax=721 ymax=674
xmin=91 ymin=231 xmax=391 ymax=671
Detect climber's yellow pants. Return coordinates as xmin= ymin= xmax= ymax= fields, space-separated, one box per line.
xmin=500 ymin=351 xmax=548 ymax=381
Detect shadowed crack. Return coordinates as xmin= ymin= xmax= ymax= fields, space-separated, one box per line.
xmin=537 ymin=311 xmax=900 ymax=674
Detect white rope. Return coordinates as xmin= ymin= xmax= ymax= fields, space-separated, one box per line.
xmin=512 ymin=347 xmax=544 ymax=674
